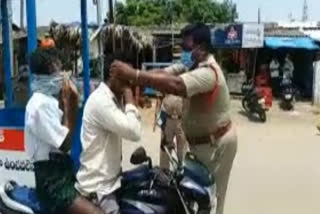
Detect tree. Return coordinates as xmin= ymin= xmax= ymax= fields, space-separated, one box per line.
xmin=114 ymin=0 xmax=169 ymax=26
xmin=114 ymin=0 xmax=238 ymax=26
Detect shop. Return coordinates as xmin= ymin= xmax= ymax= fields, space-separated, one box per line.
xmin=259 ymin=28 xmax=319 ymax=99
xmin=209 ymin=23 xmax=264 ymax=93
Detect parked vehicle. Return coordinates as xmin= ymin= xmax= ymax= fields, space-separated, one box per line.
xmin=280 ymin=77 xmax=294 ymax=111
xmin=242 ymin=82 xmax=267 ymax=122
xmin=0 ymin=147 xmax=216 ymax=214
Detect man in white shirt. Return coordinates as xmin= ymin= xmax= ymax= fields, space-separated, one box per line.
xmin=76 ymin=53 xmax=142 ymax=214
xmin=270 ymin=56 xmax=280 ymax=95
xmin=25 ymin=48 xmax=104 ymax=214
xmin=283 ymin=54 xmax=294 ymax=79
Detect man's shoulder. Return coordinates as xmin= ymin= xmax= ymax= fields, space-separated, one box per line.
xmin=26 ymin=93 xmax=57 ymax=113
xmin=84 ymin=85 xmax=115 ymax=115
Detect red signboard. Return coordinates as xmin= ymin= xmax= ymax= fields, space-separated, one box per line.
xmin=0 ymin=129 xmax=25 ymax=151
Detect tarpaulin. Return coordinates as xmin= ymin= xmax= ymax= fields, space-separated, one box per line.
xmin=302 ymin=30 xmax=320 ymax=42
xmin=265 ymin=36 xmax=319 ymax=50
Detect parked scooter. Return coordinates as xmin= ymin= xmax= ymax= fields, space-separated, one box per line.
xmin=0 ymin=146 xmax=216 ymax=214
xmin=280 ymin=76 xmax=294 ymax=111
xmin=242 ymin=81 xmax=267 ymax=122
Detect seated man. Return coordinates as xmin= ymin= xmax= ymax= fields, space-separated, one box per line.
xmin=76 ymin=53 xmax=142 ymax=214
xmin=25 ymin=48 xmax=104 ymax=214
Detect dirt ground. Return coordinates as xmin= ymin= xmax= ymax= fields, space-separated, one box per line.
xmin=123 ymin=99 xmax=320 ymax=214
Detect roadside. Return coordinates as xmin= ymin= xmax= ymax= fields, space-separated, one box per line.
xmin=123 ymin=99 xmax=320 ymax=214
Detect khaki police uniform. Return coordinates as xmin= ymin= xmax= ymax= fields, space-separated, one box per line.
xmin=159 ymin=95 xmax=188 ymax=169
xmin=165 ymin=55 xmax=238 ymax=214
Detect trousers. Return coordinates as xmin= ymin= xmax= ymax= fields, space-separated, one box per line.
xmin=160 ymin=117 xmax=189 ymax=169
xmin=189 ymin=127 xmax=237 ymax=214
xmin=98 ymin=193 xmax=119 ymax=214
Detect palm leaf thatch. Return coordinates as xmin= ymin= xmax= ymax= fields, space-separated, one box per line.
xmin=50 ymin=22 xmax=82 ymax=49
xmin=48 ymin=22 xmax=154 ymax=71
xmin=49 ymin=21 xmax=82 ymax=72
xmin=102 ymin=24 xmax=153 ymax=53
xmin=102 ymin=24 xmax=154 ymax=67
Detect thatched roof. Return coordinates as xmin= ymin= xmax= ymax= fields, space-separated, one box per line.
xmin=49 ymin=22 xmax=83 ymax=50
xmin=101 ymin=24 xmax=154 ymax=52
xmin=0 ymin=24 xmax=27 ymax=45
xmin=48 ymin=22 xmax=154 ymax=52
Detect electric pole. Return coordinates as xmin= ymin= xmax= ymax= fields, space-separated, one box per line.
xmin=20 ymin=0 xmax=24 ymax=29
xmin=302 ymin=0 xmax=308 ymax=22
xmin=94 ymin=0 xmax=104 ymax=80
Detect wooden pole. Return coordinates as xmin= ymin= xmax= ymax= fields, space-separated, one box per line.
xmin=108 ymin=0 xmax=116 ymax=52
xmin=108 ymin=0 xmax=114 ymax=24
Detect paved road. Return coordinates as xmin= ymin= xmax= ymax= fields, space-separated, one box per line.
xmin=123 ymin=100 xmax=320 ymax=214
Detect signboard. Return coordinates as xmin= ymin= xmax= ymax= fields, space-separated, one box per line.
xmin=211 ymin=24 xmax=243 ymax=48
xmin=211 ymin=23 xmax=264 ymax=48
xmin=0 ymin=128 xmax=35 ymax=187
xmin=242 ymin=23 xmax=264 ymax=48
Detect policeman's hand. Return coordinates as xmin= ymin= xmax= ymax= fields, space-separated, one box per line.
xmin=111 ymin=60 xmax=137 ymax=80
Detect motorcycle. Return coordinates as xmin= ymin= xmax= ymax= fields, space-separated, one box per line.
xmin=0 ymin=146 xmax=216 ymax=214
xmin=280 ymin=77 xmax=294 ymax=111
xmin=242 ymin=83 xmax=267 ymax=123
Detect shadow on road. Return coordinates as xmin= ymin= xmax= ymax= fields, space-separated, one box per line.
xmin=238 ymin=110 xmax=266 ymax=123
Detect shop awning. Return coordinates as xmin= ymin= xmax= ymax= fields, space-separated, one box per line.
xmin=265 ymin=36 xmax=319 ymax=50
xmin=301 ymin=30 xmax=320 ymax=42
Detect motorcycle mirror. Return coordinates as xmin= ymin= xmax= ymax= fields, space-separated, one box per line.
xmin=130 ymin=147 xmax=148 ymax=165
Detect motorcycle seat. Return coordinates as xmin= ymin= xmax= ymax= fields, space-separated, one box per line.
xmin=0 ymin=180 xmax=42 ymax=214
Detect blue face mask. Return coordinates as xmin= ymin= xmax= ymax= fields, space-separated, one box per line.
xmin=31 ymin=74 xmax=64 ymax=97
xmin=180 ymin=51 xmax=194 ymax=69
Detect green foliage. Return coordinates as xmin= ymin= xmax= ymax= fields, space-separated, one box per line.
xmin=114 ymin=0 xmax=238 ymax=26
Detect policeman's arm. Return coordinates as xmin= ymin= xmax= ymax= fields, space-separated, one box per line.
xmin=136 ymin=71 xmax=188 ymax=97
xmin=128 ymin=67 xmax=215 ymax=98
xmin=111 ymin=61 xmax=187 ymax=96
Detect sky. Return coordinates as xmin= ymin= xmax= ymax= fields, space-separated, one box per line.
xmin=10 ymin=0 xmax=320 ymax=26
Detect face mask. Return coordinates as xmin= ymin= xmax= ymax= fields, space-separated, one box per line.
xmin=31 ymin=73 xmax=64 ymax=97
xmin=180 ymin=51 xmax=194 ymax=69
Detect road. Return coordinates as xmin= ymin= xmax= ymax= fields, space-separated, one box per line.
xmin=123 ymin=99 xmax=320 ymax=214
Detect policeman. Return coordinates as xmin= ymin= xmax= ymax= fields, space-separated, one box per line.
xmin=158 ymin=94 xmax=188 ymax=169
xmin=111 ymin=23 xmax=237 ymax=214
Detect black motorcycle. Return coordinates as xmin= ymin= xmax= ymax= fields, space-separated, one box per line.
xmin=280 ymin=77 xmax=294 ymax=111
xmin=0 ymin=147 xmax=216 ymax=214
xmin=242 ymin=82 xmax=267 ymax=122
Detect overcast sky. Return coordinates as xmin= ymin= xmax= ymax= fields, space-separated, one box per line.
xmin=10 ymin=0 xmax=320 ymax=26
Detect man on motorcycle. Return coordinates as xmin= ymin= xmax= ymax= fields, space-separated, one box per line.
xmin=111 ymin=23 xmax=237 ymax=214
xmin=75 ymin=53 xmax=142 ymax=214
xmin=25 ymin=48 xmax=104 ymax=214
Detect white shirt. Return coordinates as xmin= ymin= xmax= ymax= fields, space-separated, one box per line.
xmin=270 ymin=60 xmax=280 ymax=78
xmin=76 ymin=83 xmax=141 ymax=198
xmin=283 ymin=59 xmax=294 ymax=78
xmin=25 ymin=93 xmax=69 ymax=162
